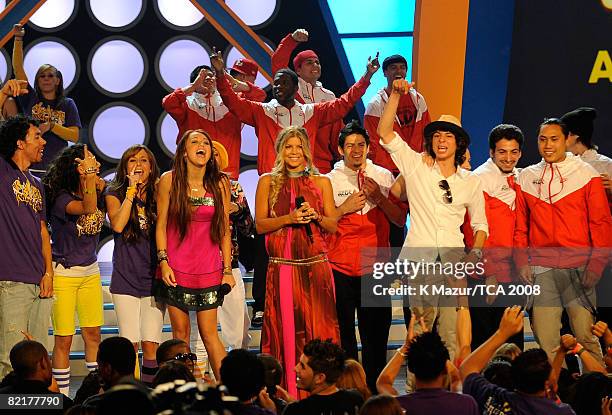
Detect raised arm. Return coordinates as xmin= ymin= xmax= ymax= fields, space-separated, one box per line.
xmin=105 ymin=170 xmax=142 ymax=233
xmin=12 ymin=25 xmax=27 ymax=82
xmin=271 ymin=30 xmax=307 ymax=74
xmin=66 ymin=146 xmax=99 ymax=215
xmin=460 ymin=306 xmax=524 ymax=381
xmin=378 ymin=79 xmax=412 ymax=144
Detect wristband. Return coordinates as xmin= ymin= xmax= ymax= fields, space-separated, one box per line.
xmin=570 ymin=343 xmax=585 ymax=356
xmin=126 ymin=186 xmax=137 ymax=199
xmin=157 ymin=250 xmax=168 ymax=264
xmin=396 ymin=347 xmax=408 ymax=357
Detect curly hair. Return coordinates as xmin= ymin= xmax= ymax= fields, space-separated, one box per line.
xmin=170 ymin=129 xmax=227 ymax=243
xmin=42 ymin=144 xmax=88 ymax=216
xmin=107 ymin=145 xmax=159 ymax=243
xmin=303 ymin=339 xmax=346 ymax=385
xmin=268 ymin=126 xmax=318 ymax=213
xmin=406 ymin=332 xmax=449 ymax=381
xmin=0 ymin=115 xmax=39 ymax=160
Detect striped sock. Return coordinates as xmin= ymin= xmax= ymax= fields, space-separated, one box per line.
xmin=141 ymin=359 xmax=158 ymax=386
xmin=85 ymin=361 xmax=98 ymax=373
xmin=52 ymin=367 xmax=70 ymax=396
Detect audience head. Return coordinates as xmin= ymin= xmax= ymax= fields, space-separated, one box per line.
xmin=338 ymin=120 xmax=370 ymax=170
xmin=537 ymin=118 xmax=569 ymax=164
xmin=560 ymin=107 xmax=597 ymax=153
xmin=336 ymin=359 xmax=371 ymax=402
xmin=96 ymin=383 xmax=154 ymax=415
xmin=295 ymin=339 xmax=346 ymax=393
xmin=258 ymin=354 xmax=283 ymax=396
xmin=220 ymin=349 xmax=265 ymax=402
xmin=34 ymin=63 xmax=64 ymax=101
xmin=156 ymin=339 xmax=194 ymax=373
xmin=272 ymin=69 xmax=299 ymax=104
xmin=152 ymin=361 xmax=196 ymax=387
xmin=293 ymin=50 xmax=321 ymax=84
xmin=230 ymin=58 xmax=259 ymax=83
xmin=406 ymin=332 xmax=449 ymax=382
xmin=493 ymin=343 xmax=521 ymax=361
xmin=424 ymin=115 xmax=470 ymax=167
xmin=483 ymin=357 xmax=514 ymax=390
xmin=359 ymin=394 xmax=403 ymax=415
xmin=0 ymin=115 xmax=43 ymax=162
xmin=511 ymin=348 xmax=551 ymax=394
xmin=382 ymin=54 xmax=408 ymax=86
xmin=9 ymin=340 xmax=52 ymax=387
xmin=97 ymin=337 xmax=136 ymax=389
xmin=488 ymin=124 xmax=524 ymax=173
xmin=568 ymin=372 xmax=612 ymax=415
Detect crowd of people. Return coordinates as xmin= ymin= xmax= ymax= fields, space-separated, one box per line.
xmin=0 ymin=24 xmax=611 ymax=415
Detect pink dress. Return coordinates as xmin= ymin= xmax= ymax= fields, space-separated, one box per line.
xmin=155 ymin=194 xmax=223 ymax=311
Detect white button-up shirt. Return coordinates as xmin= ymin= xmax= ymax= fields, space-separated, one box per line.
xmin=381 ymin=132 xmax=488 ymax=262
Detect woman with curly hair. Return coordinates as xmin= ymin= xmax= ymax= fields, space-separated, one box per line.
xmin=12 ymin=25 xmax=81 ymax=171
xmin=255 ymin=126 xmax=340 ymax=396
xmin=42 ymin=144 xmax=105 ymax=396
xmin=155 ymin=129 xmax=234 ymax=380
xmin=105 ymin=145 xmax=162 ymax=386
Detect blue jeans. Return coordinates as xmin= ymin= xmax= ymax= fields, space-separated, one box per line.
xmin=0 ymin=281 xmax=53 ymax=378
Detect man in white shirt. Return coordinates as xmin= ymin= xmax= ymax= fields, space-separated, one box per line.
xmin=379 ymin=79 xmax=488 ymax=358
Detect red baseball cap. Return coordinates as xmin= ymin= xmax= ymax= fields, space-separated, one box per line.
xmin=231 ymin=58 xmax=259 ymax=78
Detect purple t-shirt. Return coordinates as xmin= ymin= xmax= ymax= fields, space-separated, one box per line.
xmin=463 ymin=373 xmax=576 ymax=415
xmin=17 ymin=85 xmax=81 ymax=170
xmin=50 ymin=191 xmax=103 ymax=268
xmin=0 ymin=157 xmax=46 ymax=283
xmin=396 ymin=388 xmax=479 ymax=415
xmin=105 ymin=188 xmax=156 ymax=297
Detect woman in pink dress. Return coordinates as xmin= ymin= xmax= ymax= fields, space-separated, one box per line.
xmin=255 ymin=126 xmax=340 ymax=396
xmin=155 ymin=129 xmax=234 ymax=380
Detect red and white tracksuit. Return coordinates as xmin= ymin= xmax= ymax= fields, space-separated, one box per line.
xmin=162 ymin=84 xmax=266 ymax=179
xmin=326 ymin=160 xmax=398 ymax=276
xmin=473 ymin=158 xmax=520 ymax=282
xmin=272 ymin=34 xmax=343 ymax=173
xmin=513 ymin=153 xmax=612 ymax=275
xmin=216 ymin=73 xmax=369 ymax=175
xmin=364 ymin=88 xmax=430 ymax=174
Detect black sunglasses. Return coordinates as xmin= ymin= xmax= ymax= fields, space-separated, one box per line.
xmin=438 ymin=180 xmax=452 ymax=204
xmin=169 ymin=352 xmax=197 ymax=363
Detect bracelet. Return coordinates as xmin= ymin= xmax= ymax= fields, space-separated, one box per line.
xmin=126 ymin=186 xmax=137 ymax=199
xmin=157 ymin=250 xmax=168 ymax=264
xmin=396 ymin=347 xmax=408 ymax=357
xmin=83 ymin=188 xmax=94 ymax=195
xmin=223 ymin=265 xmax=232 ymax=272
xmin=84 ymin=167 xmax=97 ymax=175
xmin=570 ymin=343 xmax=585 ymax=356
xmin=456 ymin=306 xmax=468 ymax=311
xmin=223 ymin=270 xmax=233 ymax=275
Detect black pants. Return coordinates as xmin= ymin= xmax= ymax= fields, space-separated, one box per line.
xmin=333 ymin=269 xmax=391 ymax=394
xmin=252 ymin=233 xmax=269 ymax=313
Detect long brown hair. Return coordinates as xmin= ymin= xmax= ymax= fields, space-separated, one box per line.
xmin=336 ymin=359 xmax=371 ymax=402
xmin=268 ymin=126 xmax=318 ymax=212
xmin=169 ymin=129 xmax=227 ymax=243
xmin=35 ymin=64 xmax=65 ymax=104
xmin=108 ymin=145 xmax=160 ymax=242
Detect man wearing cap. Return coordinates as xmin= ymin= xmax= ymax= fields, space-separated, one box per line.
xmin=228 ymin=58 xmax=267 ymax=103
xmin=271 ymin=28 xmax=343 ymax=173
xmin=379 ymin=79 xmax=488 ymax=359
xmin=162 ymin=63 xmax=266 ymax=180
xmin=365 ymin=54 xmax=431 ymax=175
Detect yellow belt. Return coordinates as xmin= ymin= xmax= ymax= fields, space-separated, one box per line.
xmin=268 ymin=254 xmax=328 ymax=266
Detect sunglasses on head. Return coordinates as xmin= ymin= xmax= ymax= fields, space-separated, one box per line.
xmin=438 ymin=180 xmax=452 ymax=204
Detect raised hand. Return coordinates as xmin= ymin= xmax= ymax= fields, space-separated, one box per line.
xmin=128 ymin=166 xmax=142 ymax=187
xmin=75 ymin=145 xmax=99 ymax=175
xmin=1 ymin=79 xmax=28 ymax=97
xmin=592 ymin=321 xmax=608 ymax=338
xmin=366 ymin=52 xmax=380 ymax=76
xmin=392 ymin=79 xmax=414 ymax=95
xmin=13 ymin=24 xmax=25 ymax=38
xmin=292 ymin=28 xmax=309 ymax=43
xmin=498 ymin=306 xmax=524 ymax=339
xmin=209 ymin=47 xmax=225 ymax=73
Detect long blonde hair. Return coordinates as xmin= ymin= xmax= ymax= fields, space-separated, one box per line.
xmin=337 ymin=359 xmax=371 ymax=402
xmin=268 ymin=126 xmax=319 ymax=211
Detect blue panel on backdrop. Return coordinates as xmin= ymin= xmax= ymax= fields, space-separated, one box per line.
xmin=461 ymin=0 xmax=516 ymax=167
xmin=341 ymin=37 xmax=413 ymax=108
xmin=328 ymin=0 xmax=415 ymax=33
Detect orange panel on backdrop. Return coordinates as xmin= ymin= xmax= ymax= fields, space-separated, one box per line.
xmin=413 ymin=0 xmax=470 ymax=121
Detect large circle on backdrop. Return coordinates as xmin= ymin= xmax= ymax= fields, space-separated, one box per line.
xmin=24 ymin=37 xmax=79 ymax=91
xmin=155 ymin=36 xmax=211 ymax=92
xmin=154 ymin=0 xmax=205 ymax=31
xmin=224 ymin=38 xmax=275 ymax=90
xmin=29 ymin=0 xmax=77 ymax=32
xmin=240 ymin=125 xmax=258 ymax=159
xmin=96 ymin=235 xmax=114 ymax=263
xmin=225 ymin=0 xmax=280 ymax=28
xmin=0 ymin=48 xmax=10 ymax=84
xmin=87 ymin=0 xmax=146 ymax=31
xmin=89 ymin=102 xmax=149 ymax=163
xmin=238 ymin=167 xmax=260 ymax=214
xmin=157 ymin=112 xmax=179 ymax=157
xmin=88 ymin=37 xmax=148 ymax=97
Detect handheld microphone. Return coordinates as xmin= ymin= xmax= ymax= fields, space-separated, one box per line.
xmin=295 ymin=195 xmax=314 ymax=243
xmin=218 ymin=283 xmax=232 ymax=299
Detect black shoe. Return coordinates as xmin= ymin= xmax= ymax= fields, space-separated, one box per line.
xmin=252 ymin=311 xmax=264 ymax=328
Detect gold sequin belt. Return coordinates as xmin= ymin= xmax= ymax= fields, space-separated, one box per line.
xmin=269 ymin=254 xmax=328 ymax=266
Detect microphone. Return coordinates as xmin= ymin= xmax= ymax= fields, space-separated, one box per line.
xmin=295 ymin=195 xmax=314 ymax=243
xmin=218 ymin=283 xmax=232 ymax=299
